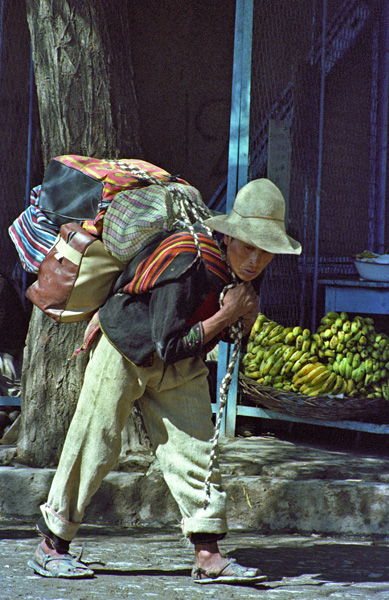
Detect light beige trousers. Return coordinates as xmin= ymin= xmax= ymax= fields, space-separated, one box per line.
xmin=41 ymin=333 xmax=227 ymax=541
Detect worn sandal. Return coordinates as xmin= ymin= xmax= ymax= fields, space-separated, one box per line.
xmin=27 ymin=542 xmax=95 ymax=578
xmin=192 ymin=558 xmax=267 ymax=585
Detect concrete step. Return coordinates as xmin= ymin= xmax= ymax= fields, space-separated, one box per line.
xmin=1 ymin=436 xmax=389 ymax=536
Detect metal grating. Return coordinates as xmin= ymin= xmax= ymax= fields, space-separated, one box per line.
xmin=248 ymin=0 xmax=382 ymax=330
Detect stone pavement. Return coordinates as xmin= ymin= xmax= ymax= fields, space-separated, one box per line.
xmin=2 ymin=427 xmax=389 ymax=535
xmin=2 ymin=424 xmax=389 ymax=598
xmin=1 ymin=524 xmax=389 ymax=599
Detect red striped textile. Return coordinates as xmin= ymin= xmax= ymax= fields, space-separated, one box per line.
xmin=124 ymin=232 xmax=229 ymax=295
xmin=58 ymin=156 xmax=188 ymax=204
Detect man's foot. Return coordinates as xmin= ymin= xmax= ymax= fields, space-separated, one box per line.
xmin=27 ymin=539 xmax=94 ymax=579
xmin=192 ymin=541 xmax=267 ymax=585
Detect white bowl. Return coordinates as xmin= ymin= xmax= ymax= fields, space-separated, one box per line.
xmin=353 ymin=259 xmax=389 ymax=282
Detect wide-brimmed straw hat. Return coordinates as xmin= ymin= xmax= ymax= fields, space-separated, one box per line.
xmin=203 ymin=178 xmax=302 ymax=255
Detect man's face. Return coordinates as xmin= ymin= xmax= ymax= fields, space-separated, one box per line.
xmin=223 ymin=235 xmax=274 ymax=281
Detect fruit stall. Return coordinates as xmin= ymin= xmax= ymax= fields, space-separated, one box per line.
xmin=213 ymin=303 xmax=389 ymax=438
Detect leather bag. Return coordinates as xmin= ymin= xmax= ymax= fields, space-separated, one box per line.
xmin=26 ymin=223 xmax=125 ymax=322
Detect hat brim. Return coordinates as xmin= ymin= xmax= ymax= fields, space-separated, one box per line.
xmin=203 ymin=214 xmax=302 ymax=255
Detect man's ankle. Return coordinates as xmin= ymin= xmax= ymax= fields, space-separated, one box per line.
xmin=36 ymin=517 xmax=70 ymax=554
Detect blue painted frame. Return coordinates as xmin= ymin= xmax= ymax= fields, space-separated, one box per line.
xmin=214 ymin=0 xmax=254 ymax=437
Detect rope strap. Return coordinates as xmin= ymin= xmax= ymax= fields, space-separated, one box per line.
xmin=203 ymin=283 xmax=243 ymax=509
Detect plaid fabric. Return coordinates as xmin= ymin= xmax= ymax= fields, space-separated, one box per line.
xmin=102 ymin=183 xmax=203 ymax=263
xmin=124 ymin=231 xmax=229 ymax=296
xmin=8 ymin=186 xmax=59 ymax=273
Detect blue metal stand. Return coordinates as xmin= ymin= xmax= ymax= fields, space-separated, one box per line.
xmin=0 ymin=397 xmax=21 ymax=407
xmin=215 ymin=0 xmax=254 ymax=437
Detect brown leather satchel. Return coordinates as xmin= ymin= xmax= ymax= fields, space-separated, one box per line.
xmin=26 ymin=222 xmax=125 ymax=323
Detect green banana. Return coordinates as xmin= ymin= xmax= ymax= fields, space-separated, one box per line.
xmin=339 ymin=357 xmax=348 ymax=377
xmin=284 ymin=331 xmax=296 ymax=345
xmin=255 ymin=320 xmax=278 ymax=345
xmin=266 ymin=324 xmax=285 ymax=343
xmin=262 ymin=342 xmax=284 ymax=363
xmin=282 ymin=345 xmax=298 ymax=362
xmin=269 ymin=355 xmax=286 ymax=377
xmin=292 ymin=325 xmax=303 ymax=337
xmin=261 ymin=346 xmax=285 ymax=376
xmin=326 ymin=311 xmax=340 ymax=321
xmin=280 ymin=349 xmax=304 ymax=375
xmin=329 ymin=335 xmax=338 ymax=350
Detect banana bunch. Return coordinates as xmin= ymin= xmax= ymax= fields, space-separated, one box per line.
xmin=313 ymin=311 xmax=389 ymax=400
xmin=242 ymin=311 xmax=389 ymax=400
xmin=242 ymin=314 xmax=327 ymax=394
xmin=292 ymin=362 xmax=347 ymax=397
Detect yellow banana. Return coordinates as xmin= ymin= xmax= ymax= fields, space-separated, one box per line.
xmin=293 ymin=362 xmax=317 ymax=378
xmin=345 ymin=378 xmax=356 ymax=396
xmin=291 ymin=352 xmax=312 ymax=374
xmin=299 ymin=379 xmax=329 ymax=396
xmin=245 ymin=370 xmax=261 ymax=380
xmin=292 ymin=363 xmax=322 ymax=386
xmin=309 ymin=366 xmax=332 ymax=388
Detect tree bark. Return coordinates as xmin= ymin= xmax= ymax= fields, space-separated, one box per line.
xmin=17 ymin=0 xmax=148 ymax=467
xmin=17 ymin=309 xmax=90 ymax=466
xmin=24 ymin=0 xmax=142 ymax=164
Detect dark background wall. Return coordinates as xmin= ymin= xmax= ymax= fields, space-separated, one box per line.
xmin=130 ymin=1 xmax=235 ymax=203
xmin=0 ymin=0 xmax=235 ymax=281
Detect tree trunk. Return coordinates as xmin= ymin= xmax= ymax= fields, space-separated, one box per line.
xmin=24 ymin=0 xmax=142 ymax=164
xmin=17 ymin=309 xmax=90 ymax=466
xmin=17 ymin=0 xmax=149 ymax=467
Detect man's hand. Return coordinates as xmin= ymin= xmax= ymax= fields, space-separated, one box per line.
xmin=201 ymin=282 xmax=259 ymax=345
xmin=222 ymin=282 xmax=259 ymax=323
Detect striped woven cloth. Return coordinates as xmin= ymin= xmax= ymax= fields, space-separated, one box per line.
xmin=8 ymin=186 xmax=59 ymax=273
xmin=124 ymin=231 xmax=230 ymax=295
xmin=58 ymin=156 xmax=188 ymax=205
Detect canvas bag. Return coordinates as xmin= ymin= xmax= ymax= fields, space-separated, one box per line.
xmin=26 ymin=223 xmax=125 ymax=323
